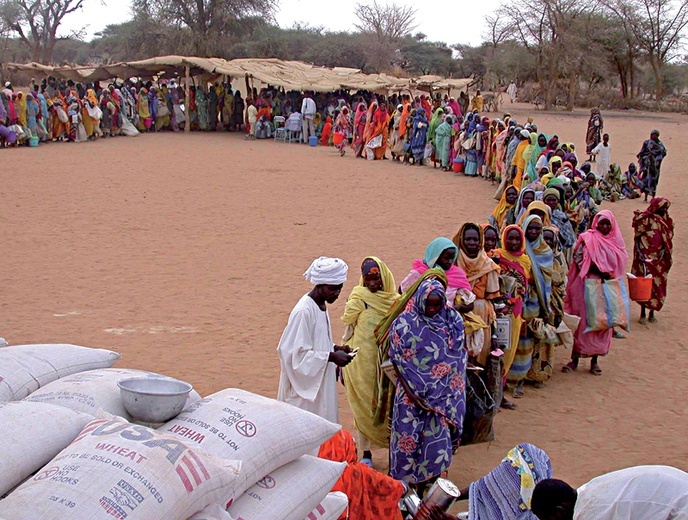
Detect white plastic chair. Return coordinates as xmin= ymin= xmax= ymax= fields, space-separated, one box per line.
xmin=286 ymin=113 xmax=302 ymax=143
xmin=273 ymin=116 xmax=287 ymax=142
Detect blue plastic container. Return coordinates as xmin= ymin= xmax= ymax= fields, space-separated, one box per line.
xmin=29 ymin=136 xmax=40 ymax=147
xmin=309 ymin=135 xmax=318 ymax=147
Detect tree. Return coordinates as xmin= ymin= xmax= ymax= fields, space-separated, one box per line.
xmin=0 ymin=0 xmax=84 ymax=62
xmin=604 ymin=0 xmax=688 ymax=99
xmin=353 ymin=1 xmax=417 ymax=44
xmin=132 ymin=0 xmax=277 ymax=56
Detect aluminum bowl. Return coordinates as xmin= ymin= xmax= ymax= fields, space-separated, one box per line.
xmin=117 ymin=377 xmax=193 ymax=423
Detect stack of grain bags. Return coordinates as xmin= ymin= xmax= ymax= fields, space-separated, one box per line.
xmin=0 ymin=343 xmax=349 ymax=519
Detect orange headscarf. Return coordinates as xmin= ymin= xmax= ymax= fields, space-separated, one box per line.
xmin=318 ymin=430 xmax=404 ymax=520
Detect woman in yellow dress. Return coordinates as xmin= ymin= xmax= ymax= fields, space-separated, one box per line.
xmin=341 ymin=257 xmax=398 ymax=468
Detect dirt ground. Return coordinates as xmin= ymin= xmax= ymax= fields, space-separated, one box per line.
xmin=2 ymin=102 xmax=687 ymax=494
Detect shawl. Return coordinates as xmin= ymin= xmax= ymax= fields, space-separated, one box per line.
xmin=468 ymin=443 xmax=552 ymax=520
xmin=448 ymin=99 xmax=462 ymax=118
xmin=521 ymin=215 xmax=554 ymax=316
xmin=491 ymin=186 xmax=519 ymax=231
xmin=416 ymin=237 xmax=471 ymax=291
xmin=318 ymin=430 xmax=404 ymax=520
xmin=518 ymin=201 xmax=552 ymax=227
xmin=574 ymin=210 xmax=628 ymax=279
xmin=632 ymin=197 xmax=673 ymax=262
xmin=373 ymin=268 xmax=447 ymax=426
xmin=515 ymin=188 xmax=537 ymax=223
xmin=481 ymin=223 xmax=501 ymax=251
xmin=362 ymin=101 xmax=378 ymax=143
xmin=398 ymin=102 xmax=410 ymax=137
xmin=453 ymin=223 xmax=500 ymax=283
xmin=428 ymin=107 xmax=444 ymax=144
xmin=496 ymin=225 xmax=532 ymax=317
xmin=341 ymin=257 xmax=398 ymax=321
xmin=410 ymin=110 xmax=428 ymax=156
xmin=389 ymin=278 xmax=466 ymax=424
xmin=525 ymin=132 xmax=547 ymax=182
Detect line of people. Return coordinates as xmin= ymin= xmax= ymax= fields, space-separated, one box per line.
xmin=275 ymin=188 xmax=675 ymax=517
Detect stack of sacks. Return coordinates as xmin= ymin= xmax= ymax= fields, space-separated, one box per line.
xmin=23 ymin=368 xmax=201 ymax=421
xmin=0 ymin=416 xmax=242 ymax=519
xmin=0 ymin=344 xmax=121 ymax=401
xmin=159 ymin=388 xmax=347 ymax=519
xmin=0 ymin=387 xmax=348 ymax=520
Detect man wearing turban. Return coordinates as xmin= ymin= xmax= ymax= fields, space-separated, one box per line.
xmin=277 ymin=256 xmax=352 ymax=423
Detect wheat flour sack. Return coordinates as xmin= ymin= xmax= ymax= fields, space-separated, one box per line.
xmin=188 ymin=505 xmax=235 ymax=520
xmin=227 ymin=455 xmax=346 ymax=520
xmin=0 ymin=344 xmax=121 ymax=402
xmin=306 ymin=492 xmax=349 ymax=520
xmin=0 ymin=401 xmax=92 ymax=497
xmin=0 ymin=417 xmax=242 ymax=520
xmin=160 ymin=388 xmax=341 ymax=497
xmin=24 ymin=368 xmax=201 ymax=420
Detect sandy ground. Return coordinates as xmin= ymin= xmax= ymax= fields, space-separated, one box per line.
xmin=2 ymin=103 xmax=687 ymax=494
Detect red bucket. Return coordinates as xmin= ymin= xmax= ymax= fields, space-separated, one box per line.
xmin=627 ymin=274 xmax=653 ymax=302
xmin=453 ymin=158 xmax=464 ymax=173
xmin=333 ymin=132 xmax=344 ymax=146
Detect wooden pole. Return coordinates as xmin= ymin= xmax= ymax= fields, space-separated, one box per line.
xmin=185 ymin=65 xmax=191 ymax=133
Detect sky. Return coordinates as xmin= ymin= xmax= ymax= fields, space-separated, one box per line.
xmin=60 ymin=0 xmax=502 ymax=46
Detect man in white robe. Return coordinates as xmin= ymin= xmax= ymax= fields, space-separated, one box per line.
xmin=531 ymin=465 xmax=688 ymax=520
xmin=277 ymin=256 xmax=352 ymax=424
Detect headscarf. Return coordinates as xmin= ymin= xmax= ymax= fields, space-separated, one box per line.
xmin=412 ymin=237 xmax=471 ymax=292
xmin=491 ymin=186 xmax=519 ymax=230
xmin=515 ymin=188 xmax=537 ymax=222
xmin=303 ymin=256 xmax=348 ymax=285
xmin=525 ymin=132 xmax=546 ymax=183
xmin=517 ymin=201 xmax=552 ymax=227
xmin=521 ymin=215 xmax=553 ymax=316
xmin=481 ymin=223 xmax=501 ymax=251
xmin=373 ymin=268 xmax=447 ymax=426
xmin=468 ymin=444 xmax=553 ymax=520
xmin=495 ymin=225 xmax=531 ymax=317
xmin=318 ymin=430 xmax=405 ymax=520
xmin=453 ymin=223 xmax=500 ymax=283
xmin=543 ymin=187 xmax=563 ymax=211
xmin=574 ymin=210 xmax=628 ymax=279
xmin=342 ymin=257 xmax=398 ymax=320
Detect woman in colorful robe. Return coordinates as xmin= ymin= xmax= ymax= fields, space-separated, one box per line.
xmin=632 ymin=197 xmax=673 ymax=324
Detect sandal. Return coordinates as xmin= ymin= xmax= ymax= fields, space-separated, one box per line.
xmin=562 ymin=361 xmax=578 ymax=373
xmin=612 ymin=330 xmax=626 ymax=339
xmin=639 ymin=317 xmax=648 ymax=325
xmin=512 ymin=387 xmax=525 ymax=399
xmin=500 ymin=397 xmax=517 ymax=410
xmin=590 ymin=363 xmax=603 ymax=376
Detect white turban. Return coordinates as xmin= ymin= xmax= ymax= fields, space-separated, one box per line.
xmin=304 ymin=257 xmax=348 ymax=285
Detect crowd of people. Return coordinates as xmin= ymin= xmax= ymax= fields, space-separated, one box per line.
xmin=0 ymin=77 xmax=669 ymax=206
xmin=272 ymin=108 xmax=678 ymax=518
xmin=1 ymin=72 xmax=683 ymax=517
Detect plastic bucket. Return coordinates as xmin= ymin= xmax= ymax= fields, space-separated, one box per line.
xmin=453 ymin=157 xmax=465 ymax=173
xmin=309 ymin=135 xmax=318 ymax=147
xmin=627 ymin=274 xmax=653 ymax=302
xmin=29 ymin=136 xmax=40 ymax=147
xmin=333 ymin=132 xmax=344 ymax=146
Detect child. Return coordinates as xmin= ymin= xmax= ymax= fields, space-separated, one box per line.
xmin=591 ymin=133 xmax=611 ymax=179
xmin=67 ymin=102 xmax=81 ymax=142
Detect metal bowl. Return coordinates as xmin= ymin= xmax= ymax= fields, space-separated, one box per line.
xmin=117 ymin=377 xmax=193 ymax=423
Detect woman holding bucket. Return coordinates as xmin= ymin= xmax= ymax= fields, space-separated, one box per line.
xmin=563 ymin=210 xmax=628 ymax=376
xmin=632 ymin=197 xmax=674 ymax=324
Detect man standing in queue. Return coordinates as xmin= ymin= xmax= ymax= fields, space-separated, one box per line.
xmin=277 ymin=256 xmax=352 ymax=424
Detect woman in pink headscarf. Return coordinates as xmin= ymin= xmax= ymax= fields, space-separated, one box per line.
xmin=563 ymin=210 xmax=628 ymax=375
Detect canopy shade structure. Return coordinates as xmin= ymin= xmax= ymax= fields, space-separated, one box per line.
xmin=6 ymin=56 xmax=472 ymax=94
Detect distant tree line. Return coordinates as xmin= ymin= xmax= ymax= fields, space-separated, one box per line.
xmin=1 ymin=0 xmax=688 ymax=107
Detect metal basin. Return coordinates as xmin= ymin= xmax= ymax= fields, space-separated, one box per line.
xmin=117 ymin=377 xmax=193 ymax=423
